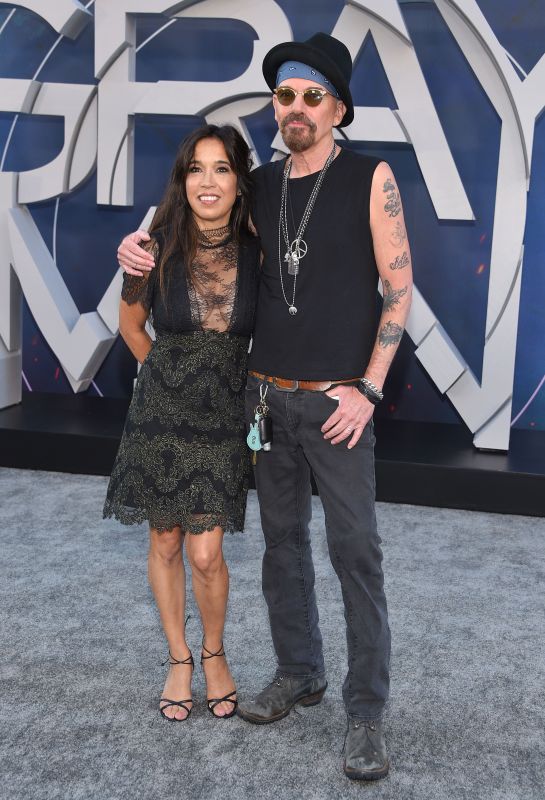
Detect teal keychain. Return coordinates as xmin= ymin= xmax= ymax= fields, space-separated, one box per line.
xmin=246 ymin=412 xmax=262 ymax=452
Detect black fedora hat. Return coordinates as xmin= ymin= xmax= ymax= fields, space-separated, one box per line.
xmin=262 ymin=32 xmax=354 ymax=127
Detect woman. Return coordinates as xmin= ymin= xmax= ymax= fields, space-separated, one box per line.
xmin=103 ymin=124 xmax=260 ymax=721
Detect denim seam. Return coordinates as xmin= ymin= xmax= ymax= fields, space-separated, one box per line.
xmin=321 ymin=496 xmax=356 ymax=710
xmin=295 ymin=446 xmax=319 ymax=672
xmin=331 ymin=536 xmax=356 ymax=709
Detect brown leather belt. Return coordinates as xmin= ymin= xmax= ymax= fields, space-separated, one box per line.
xmin=248 ymin=370 xmax=361 ymax=392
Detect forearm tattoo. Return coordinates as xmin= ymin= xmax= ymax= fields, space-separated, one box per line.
xmin=378 ymin=320 xmax=404 ymax=347
xmin=389 ymin=221 xmax=407 ymax=248
xmin=383 ymin=280 xmax=408 ymax=312
xmin=383 ymin=178 xmax=401 ymax=217
xmin=389 ymin=251 xmax=410 ymax=270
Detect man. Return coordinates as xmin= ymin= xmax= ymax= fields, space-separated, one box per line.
xmin=118 ymin=33 xmax=412 ymax=781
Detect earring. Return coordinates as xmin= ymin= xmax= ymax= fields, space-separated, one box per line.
xmin=236 ymin=189 xmax=242 ymax=196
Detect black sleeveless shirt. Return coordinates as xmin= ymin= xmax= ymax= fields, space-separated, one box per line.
xmin=249 ymin=148 xmax=381 ymax=380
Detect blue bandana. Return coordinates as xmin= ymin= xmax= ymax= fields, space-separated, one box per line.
xmin=275 ymin=60 xmax=339 ymax=98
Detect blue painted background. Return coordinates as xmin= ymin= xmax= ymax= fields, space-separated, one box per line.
xmin=0 ymin=0 xmax=543 ymax=431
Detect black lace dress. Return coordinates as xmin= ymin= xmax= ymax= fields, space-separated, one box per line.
xmin=103 ymin=226 xmax=260 ymax=534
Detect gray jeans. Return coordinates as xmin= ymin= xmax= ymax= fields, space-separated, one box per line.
xmin=245 ymin=374 xmax=391 ymax=720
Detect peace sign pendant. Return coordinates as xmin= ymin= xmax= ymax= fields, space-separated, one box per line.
xmin=285 ymin=238 xmax=308 ymax=275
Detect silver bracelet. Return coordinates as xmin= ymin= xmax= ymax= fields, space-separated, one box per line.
xmin=361 ymin=377 xmax=384 ymax=401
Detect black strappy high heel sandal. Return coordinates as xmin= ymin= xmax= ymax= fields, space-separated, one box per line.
xmin=200 ymin=640 xmax=238 ymax=719
xmin=159 ymin=650 xmax=194 ymax=722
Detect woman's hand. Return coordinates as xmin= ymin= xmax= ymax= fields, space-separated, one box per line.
xmin=321 ymin=385 xmax=374 ymax=449
xmin=117 ymin=230 xmax=155 ymax=276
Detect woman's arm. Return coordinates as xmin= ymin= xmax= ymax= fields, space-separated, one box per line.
xmin=119 ymin=298 xmax=153 ymax=364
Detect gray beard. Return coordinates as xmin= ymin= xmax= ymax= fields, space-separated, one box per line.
xmin=280 ymin=118 xmax=317 ymax=153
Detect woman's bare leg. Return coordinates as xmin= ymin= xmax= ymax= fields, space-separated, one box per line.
xmin=148 ymin=526 xmax=192 ymax=720
xmin=185 ymin=528 xmax=236 ymax=717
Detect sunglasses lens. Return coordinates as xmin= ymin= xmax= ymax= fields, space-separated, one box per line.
xmin=276 ymin=88 xmax=296 ymax=105
xmin=303 ymin=89 xmax=324 ymax=107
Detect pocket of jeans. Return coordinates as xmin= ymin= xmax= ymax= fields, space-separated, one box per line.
xmin=245 ymin=373 xmax=263 ymax=392
xmin=368 ymin=416 xmax=376 ymax=445
xmin=353 ymin=417 xmax=375 ymax=448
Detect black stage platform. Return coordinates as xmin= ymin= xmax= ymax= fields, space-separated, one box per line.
xmin=1 ymin=392 xmax=544 ymax=517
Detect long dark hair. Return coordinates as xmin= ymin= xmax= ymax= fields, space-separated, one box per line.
xmin=148 ymin=124 xmax=253 ymax=295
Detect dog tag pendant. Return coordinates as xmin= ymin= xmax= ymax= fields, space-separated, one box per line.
xmin=285 ymin=251 xmax=299 ymax=276
xmin=287 ymin=252 xmax=299 ymax=276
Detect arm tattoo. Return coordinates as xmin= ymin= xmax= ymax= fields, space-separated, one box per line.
xmin=378 ymin=320 xmax=404 ymax=347
xmin=389 ymin=221 xmax=407 ymax=248
xmin=383 ymin=177 xmax=401 ymax=217
xmin=383 ymin=280 xmax=408 ymax=312
xmin=389 ymin=251 xmax=410 ymax=270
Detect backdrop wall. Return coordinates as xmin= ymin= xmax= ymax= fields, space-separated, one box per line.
xmin=0 ymin=0 xmax=544 ymax=450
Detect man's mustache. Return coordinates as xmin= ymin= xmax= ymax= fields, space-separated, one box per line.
xmin=281 ymin=113 xmax=317 ymax=131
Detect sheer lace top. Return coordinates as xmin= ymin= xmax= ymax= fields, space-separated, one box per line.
xmin=121 ymin=226 xmax=259 ymax=338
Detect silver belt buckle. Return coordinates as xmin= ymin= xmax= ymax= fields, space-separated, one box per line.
xmin=273 ymin=377 xmax=299 ymax=392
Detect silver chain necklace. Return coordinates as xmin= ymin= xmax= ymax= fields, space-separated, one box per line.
xmin=278 ymin=142 xmax=337 ymax=315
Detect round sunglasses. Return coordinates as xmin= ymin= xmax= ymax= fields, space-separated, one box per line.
xmin=273 ymin=86 xmax=333 ymax=107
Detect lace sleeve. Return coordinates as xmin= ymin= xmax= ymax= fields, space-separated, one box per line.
xmin=120 ymin=239 xmax=159 ymax=312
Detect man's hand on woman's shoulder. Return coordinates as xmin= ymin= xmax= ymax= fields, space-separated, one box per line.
xmin=117 ymin=230 xmax=155 ymax=276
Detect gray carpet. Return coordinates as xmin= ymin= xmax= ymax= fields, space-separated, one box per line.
xmin=1 ymin=467 xmax=544 ymax=800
